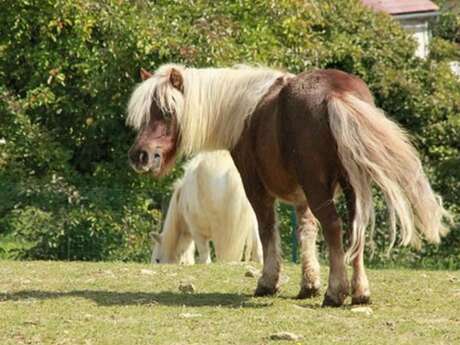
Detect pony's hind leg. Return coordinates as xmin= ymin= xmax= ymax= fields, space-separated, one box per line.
xmin=296 ymin=204 xmax=321 ymax=299
xmin=318 ymin=204 xmax=349 ymax=307
xmin=351 ymin=245 xmax=370 ymax=304
xmin=301 ymin=180 xmax=350 ymax=307
xmin=194 ymin=233 xmax=211 ymax=264
xmin=341 ymin=180 xmax=371 ymax=305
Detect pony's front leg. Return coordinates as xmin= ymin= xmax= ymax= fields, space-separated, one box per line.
xmin=230 ymin=150 xmax=280 ymax=296
xmin=296 ymin=204 xmax=321 ymax=299
xmin=251 ymin=195 xmax=281 ymax=297
xmin=194 ymin=235 xmax=211 ymax=264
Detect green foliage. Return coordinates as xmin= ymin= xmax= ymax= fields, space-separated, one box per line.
xmin=432 ymin=0 xmax=460 ymax=43
xmin=430 ymin=0 xmax=460 ymax=61
xmin=0 ymin=88 xmax=178 ymax=261
xmin=0 ymin=0 xmax=458 ymax=266
xmin=429 ymin=37 xmax=460 ymax=61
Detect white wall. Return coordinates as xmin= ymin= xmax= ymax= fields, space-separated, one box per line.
xmin=397 ymin=18 xmax=431 ymax=58
xmin=450 ymin=61 xmax=460 ymax=76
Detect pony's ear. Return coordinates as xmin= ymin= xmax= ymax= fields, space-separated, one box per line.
xmin=150 ymin=232 xmax=162 ymax=244
xmin=169 ymin=68 xmax=184 ymax=92
xmin=140 ymin=68 xmax=153 ymax=81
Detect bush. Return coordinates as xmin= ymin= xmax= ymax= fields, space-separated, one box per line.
xmin=429 ymin=37 xmax=460 ymax=61
xmin=432 ymin=0 xmax=460 ymax=43
xmin=0 ymin=0 xmax=458 ymax=267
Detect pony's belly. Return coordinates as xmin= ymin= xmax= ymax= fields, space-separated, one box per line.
xmin=256 ymin=151 xmax=307 ymax=205
xmin=256 ymin=153 xmax=306 ymax=205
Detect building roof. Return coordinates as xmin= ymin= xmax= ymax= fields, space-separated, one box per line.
xmin=362 ymin=0 xmax=439 ymax=15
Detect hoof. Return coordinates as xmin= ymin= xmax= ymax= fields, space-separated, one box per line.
xmin=296 ymin=286 xmax=320 ymax=299
xmin=254 ymin=284 xmax=279 ymax=297
xmin=352 ymin=295 xmax=371 ymax=305
xmin=321 ymin=293 xmax=345 ymax=307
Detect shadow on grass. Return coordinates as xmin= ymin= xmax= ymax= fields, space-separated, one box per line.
xmin=0 ymin=290 xmax=272 ymax=308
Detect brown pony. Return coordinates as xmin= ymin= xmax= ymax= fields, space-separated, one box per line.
xmin=126 ymin=64 xmax=451 ymax=306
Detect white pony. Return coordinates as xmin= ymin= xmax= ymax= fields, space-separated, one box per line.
xmin=150 ymin=150 xmax=263 ymax=264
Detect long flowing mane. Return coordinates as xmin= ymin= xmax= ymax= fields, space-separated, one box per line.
xmin=127 ymin=64 xmax=287 ymax=154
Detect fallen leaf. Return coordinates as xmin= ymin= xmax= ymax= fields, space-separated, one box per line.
xmin=385 ymin=320 xmax=396 ymax=331
xmin=179 ymin=281 xmax=196 ymax=294
xmin=140 ymin=269 xmax=156 ymax=276
xmin=179 ymin=312 xmax=202 ymax=318
xmin=22 ymin=320 xmax=39 ymax=326
xmin=245 ymin=266 xmax=260 ymax=278
xmin=351 ymin=306 xmax=373 ymax=316
xmin=279 ymin=274 xmax=290 ymax=285
xmin=270 ymin=332 xmax=303 ymax=341
xmin=293 ymin=304 xmax=308 ymax=310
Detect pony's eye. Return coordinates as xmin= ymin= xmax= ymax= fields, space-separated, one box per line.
xmin=155 ymin=258 xmax=160 ymax=263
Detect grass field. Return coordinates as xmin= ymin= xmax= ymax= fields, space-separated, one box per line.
xmin=0 ymin=260 xmax=459 ymax=345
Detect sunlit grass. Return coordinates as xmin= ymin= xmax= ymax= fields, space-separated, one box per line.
xmin=0 ymin=261 xmax=459 ymax=345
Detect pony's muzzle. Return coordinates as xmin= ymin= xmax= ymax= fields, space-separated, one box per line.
xmin=129 ymin=148 xmax=151 ymax=172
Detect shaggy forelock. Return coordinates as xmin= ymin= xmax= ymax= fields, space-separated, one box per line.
xmin=126 ymin=64 xmax=185 ymax=130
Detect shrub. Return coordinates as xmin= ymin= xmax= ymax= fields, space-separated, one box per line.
xmin=0 ymin=0 xmax=458 ymax=267
xmin=432 ymin=0 xmax=460 ymax=43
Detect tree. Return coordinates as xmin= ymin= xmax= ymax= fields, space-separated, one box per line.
xmin=0 ymin=0 xmax=458 ymax=266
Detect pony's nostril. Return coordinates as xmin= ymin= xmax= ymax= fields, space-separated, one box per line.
xmin=153 ymin=152 xmax=162 ymax=168
xmin=153 ymin=152 xmax=161 ymax=169
xmin=138 ymin=150 xmax=149 ymax=165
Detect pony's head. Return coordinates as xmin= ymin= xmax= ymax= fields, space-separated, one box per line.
xmin=150 ymin=231 xmax=195 ymax=264
xmin=150 ymin=231 xmax=162 ymax=263
xmin=126 ymin=66 xmax=185 ymax=177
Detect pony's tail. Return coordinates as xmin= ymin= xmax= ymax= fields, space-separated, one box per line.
xmin=327 ymin=93 xmax=452 ymax=261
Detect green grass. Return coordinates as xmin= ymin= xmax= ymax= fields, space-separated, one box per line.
xmin=0 ymin=261 xmax=459 ymax=345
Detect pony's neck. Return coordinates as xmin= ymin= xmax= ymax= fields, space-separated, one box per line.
xmin=160 ymin=191 xmax=186 ymax=263
xmin=159 ymin=186 xmax=195 ymax=263
xmin=161 ymin=229 xmax=193 ymax=264
xmin=159 ymin=228 xmax=181 ymax=263
xmin=178 ymin=66 xmax=285 ymax=154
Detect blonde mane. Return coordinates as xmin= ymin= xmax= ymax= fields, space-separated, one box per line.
xmin=127 ymin=64 xmax=287 ymax=155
